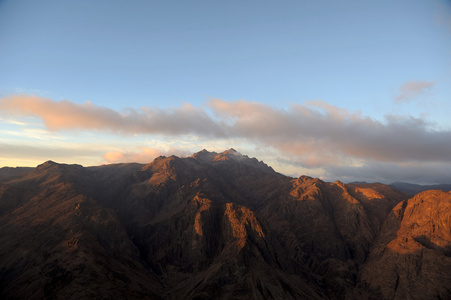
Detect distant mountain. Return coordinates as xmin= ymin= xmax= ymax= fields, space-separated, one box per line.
xmin=0 ymin=149 xmax=449 ymax=299
xmin=389 ymin=182 xmax=451 ymax=195
xmin=0 ymin=166 xmax=33 ymax=180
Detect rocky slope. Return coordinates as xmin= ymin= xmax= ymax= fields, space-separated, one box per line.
xmin=0 ymin=161 xmax=163 ymax=299
xmin=0 ymin=149 xmax=449 ymax=299
xmin=360 ymin=190 xmax=451 ymax=299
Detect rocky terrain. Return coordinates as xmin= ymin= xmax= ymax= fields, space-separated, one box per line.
xmin=0 ymin=149 xmax=449 ymax=299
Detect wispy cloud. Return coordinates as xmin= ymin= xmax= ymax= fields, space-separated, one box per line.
xmin=394 ymin=80 xmax=435 ymax=103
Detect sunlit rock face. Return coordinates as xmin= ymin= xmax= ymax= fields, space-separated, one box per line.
xmin=360 ymin=190 xmax=451 ymax=300
xmin=0 ymin=149 xmax=449 ymax=299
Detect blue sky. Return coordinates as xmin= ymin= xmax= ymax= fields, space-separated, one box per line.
xmin=1 ymin=0 xmax=450 ymax=184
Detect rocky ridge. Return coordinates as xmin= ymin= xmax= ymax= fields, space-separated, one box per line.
xmin=0 ymin=149 xmax=449 ymax=299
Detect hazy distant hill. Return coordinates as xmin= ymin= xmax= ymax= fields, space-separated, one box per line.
xmin=389 ymin=182 xmax=451 ymax=195
xmin=0 ymin=149 xmax=449 ymax=299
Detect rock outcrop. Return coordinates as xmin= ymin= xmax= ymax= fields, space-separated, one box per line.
xmin=360 ymin=190 xmax=451 ymax=300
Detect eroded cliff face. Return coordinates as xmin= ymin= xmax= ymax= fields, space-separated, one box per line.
xmin=360 ymin=190 xmax=451 ymax=300
xmin=0 ymin=149 xmax=448 ymax=299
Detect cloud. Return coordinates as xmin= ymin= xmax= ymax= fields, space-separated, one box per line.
xmin=394 ymin=80 xmax=435 ymax=103
xmin=208 ymin=98 xmax=451 ymax=164
xmin=103 ymin=147 xmax=191 ymax=164
xmin=2 ymin=94 xmax=451 ymax=183
xmin=0 ymin=95 xmax=225 ymax=137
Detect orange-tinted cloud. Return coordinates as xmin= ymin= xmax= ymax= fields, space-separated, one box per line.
xmin=0 ymin=95 xmax=225 ymax=136
xmin=2 ymin=94 xmax=451 ymax=171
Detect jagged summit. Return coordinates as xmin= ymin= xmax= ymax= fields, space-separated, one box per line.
xmin=222 ymin=148 xmax=239 ymax=155
xmin=191 ymin=149 xmax=217 ymax=162
xmin=213 ymin=148 xmax=244 ymax=161
xmin=191 ymin=148 xmax=245 ymax=162
xmin=189 ymin=148 xmax=275 ymax=174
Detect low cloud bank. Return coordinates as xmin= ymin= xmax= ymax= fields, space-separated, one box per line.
xmin=2 ymin=94 xmax=450 ymax=183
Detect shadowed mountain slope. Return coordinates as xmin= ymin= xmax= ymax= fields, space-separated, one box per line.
xmin=0 ymin=149 xmax=448 ymax=299
xmin=0 ymin=161 xmax=163 ymax=299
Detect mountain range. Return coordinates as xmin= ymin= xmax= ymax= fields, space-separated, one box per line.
xmin=388 ymin=181 xmax=451 ymax=195
xmin=0 ymin=149 xmax=450 ymax=299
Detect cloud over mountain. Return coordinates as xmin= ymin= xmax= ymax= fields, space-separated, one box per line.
xmin=1 ymin=94 xmax=451 ymax=183
xmin=208 ymin=99 xmax=451 ymax=163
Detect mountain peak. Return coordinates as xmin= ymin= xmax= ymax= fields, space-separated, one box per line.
xmin=191 ymin=148 xmax=244 ymax=162
xmin=36 ymin=160 xmax=84 ymax=171
xmin=191 ymin=149 xmax=217 ymax=162
xmin=190 ymin=149 xmax=275 ymax=173
xmin=223 ymin=148 xmax=238 ymax=155
xmin=213 ymin=148 xmax=244 ymax=162
xmin=39 ymin=160 xmax=58 ymax=167
xmin=34 ymin=160 xmax=60 ymax=173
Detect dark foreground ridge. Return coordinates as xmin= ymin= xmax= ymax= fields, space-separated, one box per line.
xmin=0 ymin=149 xmax=450 ymax=299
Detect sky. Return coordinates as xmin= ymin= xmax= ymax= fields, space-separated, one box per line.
xmin=1 ymin=0 xmax=451 ymax=184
